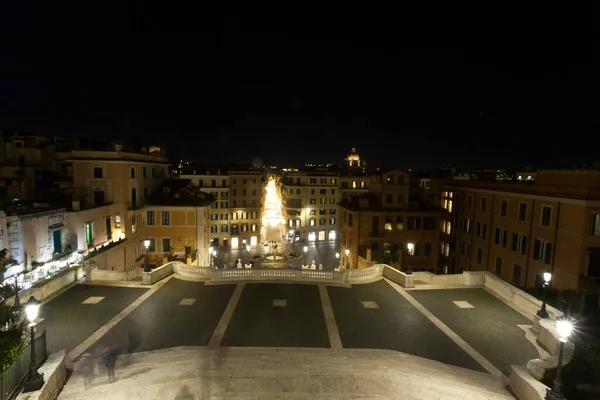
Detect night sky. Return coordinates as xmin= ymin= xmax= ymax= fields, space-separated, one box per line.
xmin=1 ymin=3 xmax=598 ymax=169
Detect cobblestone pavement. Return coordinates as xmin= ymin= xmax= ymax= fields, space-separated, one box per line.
xmin=36 ymin=284 xmax=148 ymax=353
xmin=406 ymin=288 xmax=540 ymax=376
xmin=213 ymin=241 xmax=340 ymax=270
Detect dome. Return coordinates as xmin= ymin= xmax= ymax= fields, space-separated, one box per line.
xmin=346 ymin=147 xmax=360 ymax=167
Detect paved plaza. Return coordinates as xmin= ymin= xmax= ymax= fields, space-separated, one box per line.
xmin=213 ymin=241 xmax=340 ymax=270
xmin=37 ymin=275 xmax=541 ymax=391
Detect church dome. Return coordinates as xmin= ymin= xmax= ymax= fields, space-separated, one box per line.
xmin=346 ymin=147 xmax=360 ymax=167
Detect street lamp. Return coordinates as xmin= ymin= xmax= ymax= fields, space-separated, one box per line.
xmin=246 ymin=245 xmax=251 ymax=252
xmin=335 ymin=252 xmax=340 ymax=269
xmin=212 ymin=250 xmax=217 ymax=268
xmin=208 ymin=246 xmax=213 ymax=266
xmin=344 ymin=248 xmax=350 ymax=269
xmin=406 ymin=243 xmax=414 ymax=274
xmin=545 ymin=318 xmax=573 ymax=400
xmin=537 ymin=271 xmax=552 ymax=319
xmin=143 ymin=239 xmax=151 ymax=272
xmin=23 ymin=296 xmax=44 ymax=392
xmin=303 ymin=246 xmax=308 ymax=265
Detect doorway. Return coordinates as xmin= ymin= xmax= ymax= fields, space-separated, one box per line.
xmin=53 ymin=230 xmax=62 ymax=254
xmin=105 ymin=217 xmax=112 ymax=241
xmin=223 ymin=238 xmax=228 ymax=248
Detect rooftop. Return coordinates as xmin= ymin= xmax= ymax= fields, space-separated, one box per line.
xmin=339 ymin=194 xmax=448 ymax=213
xmin=146 ymin=179 xmax=215 ymax=207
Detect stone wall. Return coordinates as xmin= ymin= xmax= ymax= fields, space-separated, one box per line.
xmin=17 ymin=350 xmax=67 ymax=400
xmin=5 ymin=266 xmax=84 ymax=306
xmin=91 ymin=267 xmax=142 ymax=281
xmin=141 ymin=262 xmax=174 ymax=285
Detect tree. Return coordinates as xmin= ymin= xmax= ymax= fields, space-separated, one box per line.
xmin=0 ymin=248 xmax=25 ymax=371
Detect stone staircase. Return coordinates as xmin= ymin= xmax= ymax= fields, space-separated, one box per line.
xmin=59 ymin=346 xmax=515 ymax=399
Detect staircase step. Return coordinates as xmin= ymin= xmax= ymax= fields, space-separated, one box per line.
xmin=58 ymin=346 xmax=515 ymax=399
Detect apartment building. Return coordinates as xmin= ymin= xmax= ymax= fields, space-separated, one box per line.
xmin=447 ymin=169 xmax=600 ymax=310
xmin=179 ymin=167 xmax=230 ymax=247
xmin=338 ymin=169 xmax=370 ymax=201
xmin=338 ymin=169 xmax=449 ymax=270
xmin=0 ymin=133 xmax=67 ymax=201
xmin=142 ymin=179 xmax=213 ymax=267
xmin=228 ymin=170 xmax=264 ymax=248
xmin=280 ymin=169 xmax=339 ymax=243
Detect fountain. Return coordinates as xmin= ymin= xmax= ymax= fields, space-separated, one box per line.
xmin=261 ymin=177 xmax=286 ymax=261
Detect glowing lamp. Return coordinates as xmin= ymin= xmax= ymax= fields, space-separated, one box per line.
xmin=213 ymin=251 xmax=217 ymax=257
xmin=246 ymin=245 xmax=251 ymax=252
xmin=143 ymin=239 xmax=151 ymax=249
xmin=556 ymin=319 xmax=573 ymax=342
xmin=345 ymin=249 xmax=350 ymax=256
xmin=407 ymin=242 xmax=414 ymax=251
xmin=543 ymin=271 xmax=552 ymax=283
xmin=303 ymin=246 xmax=308 ymax=253
xmin=335 ymin=252 xmax=340 ymax=259
xmin=25 ymin=296 xmax=41 ymax=323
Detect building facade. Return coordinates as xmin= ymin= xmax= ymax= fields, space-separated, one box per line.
xmin=142 ymin=179 xmax=213 ymax=267
xmin=179 ymin=167 xmax=231 ymax=247
xmin=280 ymin=170 xmax=339 ymax=243
xmin=446 ymin=170 xmax=600 ymax=311
xmin=338 ymin=169 xmax=449 ymax=271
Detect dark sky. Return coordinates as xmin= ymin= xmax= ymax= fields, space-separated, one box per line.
xmin=1 ymin=2 xmax=598 ymax=169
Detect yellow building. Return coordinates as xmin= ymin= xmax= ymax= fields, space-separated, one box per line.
xmin=280 ymin=169 xmax=339 ymax=243
xmin=141 ymin=179 xmax=213 ymax=267
xmin=179 ymin=167 xmax=231 ymax=247
xmin=339 ymin=169 xmax=448 ymax=270
xmin=55 ymin=141 xmax=170 ymax=253
xmin=228 ymin=170 xmax=264 ymax=248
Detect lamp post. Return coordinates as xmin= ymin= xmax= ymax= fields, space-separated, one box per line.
xmin=335 ymin=252 xmax=340 ymax=269
xmin=545 ymin=318 xmax=573 ymax=400
xmin=14 ymin=275 xmax=20 ymax=306
xmin=23 ymin=296 xmax=44 ymax=392
xmin=208 ymin=246 xmax=213 ymax=266
xmin=537 ymin=271 xmax=552 ymax=319
xmin=345 ymin=248 xmax=350 ymax=269
xmin=212 ymin=250 xmax=217 ymax=268
xmin=246 ymin=245 xmax=251 ymax=252
xmin=143 ymin=239 xmax=151 ymax=272
xmin=406 ymin=243 xmax=414 ymax=274
xmin=303 ymin=246 xmax=308 ymax=265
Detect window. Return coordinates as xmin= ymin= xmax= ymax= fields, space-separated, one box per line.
xmin=251 ymin=223 xmax=257 ymax=231
xmin=494 ymin=228 xmax=507 ymax=247
xmin=85 ymin=221 xmax=94 ymax=246
xmin=93 ymin=167 xmax=103 ymax=178
xmin=534 ymin=239 xmax=552 ymax=264
xmin=592 ymin=214 xmax=600 ymax=235
xmin=441 ymin=220 xmax=452 ymax=235
xmin=329 ymin=218 xmax=336 ymax=225
xmin=130 ymin=167 xmax=136 ymax=178
xmin=385 ymin=194 xmax=393 ymax=203
xmin=384 ymin=216 xmax=392 ymax=230
xmin=424 ymin=243 xmax=431 ymax=256
xmin=500 ymin=200 xmax=508 ymax=217
xmin=408 ymin=217 xmax=420 ymax=230
xmin=476 ymin=221 xmax=486 ymax=238
xmin=221 ymin=225 xmax=228 ymax=233
xmin=512 ymin=233 xmax=528 ymax=255
xmin=146 ymin=211 xmax=155 ymax=225
xmin=467 ymin=195 xmax=473 ymax=208
xmin=480 ymin=197 xmax=487 ymax=212
xmin=495 ymin=257 xmax=503 ymax=276
xmin=476 ymin=248 xmax=482 ymax=264
xmin=310 ymin=218 xmax=315 ymax=226
xmin=242 ymin=189 xmax=247 ymax=196
xmin=463 ymin=218 xmax=472 ymax=233
xmin=541 ymin=206 xmax=552 ymax=227
xmin=512 ymin=264 xmax=522 ymax=286
xmin=162 ymin=238 xmax=171 ymax=252
xmin=145 ymin=238 xmax=156 ymax=252
xmin=143 ymin=167 xmax=147 ymax=178
xmin=462 ymin=241 xmax=470 ymax=257
xmin=423 ymin=217 xmax=436 ymax=230
xmin=397 ymin=194 xmax=405 ymax=205
xmin=210 ymin=225 xmax=217 ymax=233
xmin=518 ymin=203 xmax=527 ymax=221
xmin=161 ymin=211 xmax=170 ymax=225
xmin=396 ymin=216 xmax=404 ymax=230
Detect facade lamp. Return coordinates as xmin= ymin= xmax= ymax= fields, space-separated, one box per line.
xmin=23 ymin=296 xmax=44 ymax=392
xmin=143 ymin=239 xmax=151 ymax=272
xmin=537 ymin=271 xmax=552 ymax=318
